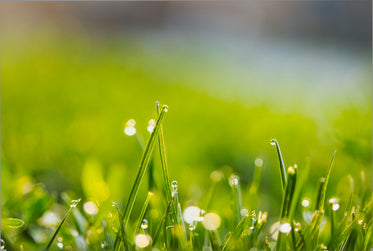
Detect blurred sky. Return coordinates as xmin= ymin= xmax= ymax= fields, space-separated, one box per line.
xmin=1 ymin=1 xmax=371 ymax=109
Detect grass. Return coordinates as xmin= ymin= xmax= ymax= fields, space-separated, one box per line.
xmin=1 ymin=102 xmax=372 ymax=251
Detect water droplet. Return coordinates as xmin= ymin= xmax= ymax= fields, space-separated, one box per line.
xmin=301 ymin=198 xmax=310 ymax=208
xmin=254 ymin=158 xmax=264 ymax=167
xmin=358 ymin=219 xmax=363 ymax=225
xmin=294 ymin=222 xmax=301 ymax=232
xmin=270 ymin=140 xmax=276 ymax=145
xmin=84 ymin=201 xmax=98 ymax=215
xmin=229 ymin=175 xmax=239 ymax=187
xmin=200 ymin=209 xmax=206 ymax=216
xmin=202 ymin=212 xmax=221 ymax=231
xmin=210 ymin=170 xmax=224 ymax=182
xmin=171 ymin=181 xmax=178 ymax=196
xmin=258 ymin=211 xmax=268 ymax=224
xmin=126 ymin=119 xmax=136 ymax=127
xmin=57 ymin=237 xmax=63 ymax=249
xmin=183 ymin=206 xmax=201 ymax=224
xmin=101 ymin=241 xmax=107 ymax=248
xmin=1 ymin=239 xmax=5 ymax=249
xmin=332 ymin=204 xmax=340 ymax=211
xmin=240 ymin=208 xmax=249 ymax=217
xmin=70 ymin=198 xmax=81 ymax=208
xmin=189 ymin=223 xmax=196 ymax=231
xmin=279 ymin=222 xmax=292 ymax=233
xmin=141 ymin=219 xmax=149 ymax=230
xmin=124 ymin=126 xmax=136 ymax=136
xmin=249 ymin=226 xmax=254 ymax=230
xmin=328 ymin=198 xmax=338 ymax=204
xmin=135 ymin=234 xmax=151 ymax=248
xmin=163 ymin=105 xmax=169 ymax=112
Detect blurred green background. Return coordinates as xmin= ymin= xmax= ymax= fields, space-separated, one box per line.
xmin=0 ymin=2 xmax=371 ymax=247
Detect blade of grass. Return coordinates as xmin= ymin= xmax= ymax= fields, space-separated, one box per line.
xmin=230 ymin=175 xmax=242 ymax=225
xmin=363 ymin=220 xmax=373 ymax=250
xmin=208 ymin=230 xmax=221 ymax=251
xmin=318 ymin=151 xmax=336 ymax=211
xmin=270 ymin=139 xmax=287 ymax=192
xmin=277 ymin=166 xmax=297 ymax=251
xmin=114 ymin=105 xmax=168 ymax=250
xmin=288 ymin=159 xmax=310 ymax=221
xmin=45 ymin=198 xmax=81 ymax=250
xmin=112 ymin=202 xmax=131 ymax=251
xmin=122 ymin=105 xmax=168 ymax=223
xmin=222 ymin=215 xmax=251 ymax=251
xmin=156 ymin=101 xmax=172 ymax=202
xmin=247 ymin=161 xmax=263 ymax=212
xmin=153 ymin=196 xmax=174 ymax=245
xmin=133 ymin=192 xmax=153 ymax=239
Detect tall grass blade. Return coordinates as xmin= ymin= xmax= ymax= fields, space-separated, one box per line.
xmin=122 ymin=105 xmax=168 ymax=223
xmin=277 ymin=166 xmax=297 ymax=250
xmin=247 ymin=161 xmax=263 ymax=211
xmin=114 ymin=105 xmax=168 ymax=250
xmin=112 ymin=202 xmax=131 ymax=251
xmin=270 ymin=139 xmax=287 ymax=192
xmin=133 ymin=192 xmax=153 ymax=239
xmin=156 ymin=101 xmax=172 ymax=202
xmin=208 ymin=230 xmax=221 ymax=251
xmin=229 ymin=175 xmax=242 ymax=225
xmin=221 ymin=215 xmax=251 ymax=251
xmin=45 ymin=198 xmax=81 ymax=250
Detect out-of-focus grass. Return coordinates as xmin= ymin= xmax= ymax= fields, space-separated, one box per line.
xmin=0 ymin=31 xmax=372 ymax=249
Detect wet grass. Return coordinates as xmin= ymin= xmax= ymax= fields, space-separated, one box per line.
xmin=1 ymin=103 xmax=372 ymax=251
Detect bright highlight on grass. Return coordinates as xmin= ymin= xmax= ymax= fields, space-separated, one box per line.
xmin=202 ymin=212 xmax=221 ymax=231
xmin=124 ymin=119 xmax=137 ymax=136
xmin=83 ymin=201 xmax=98 ymax=215
xmin=183 ymin=206 xmax=202 ymax=224
xmin=135 ymin=234 xmax=152 ymax=248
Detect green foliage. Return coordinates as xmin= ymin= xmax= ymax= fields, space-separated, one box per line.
xmin=1 ymin=104 xmax=372 ymax=251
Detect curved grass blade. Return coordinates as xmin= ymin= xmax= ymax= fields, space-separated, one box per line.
xmin=45 ymin=198 xmax=81 ymax=250
xmin=156 ymin=101 xmax=172 ymax=202
xmin=133 ymin=192 xmax=153 ymax=239
xmin=122 ymin=105 xmax=168 ymax=223
xmin=112 ymin=202 xmax=131 ymax=251
xmin=153 ymin=196 xmax=174 ymax=245
xmin=270 ymin=139 xmax=287 ymax=192
xmin=222 ymin=215 xmax=251 ymax=251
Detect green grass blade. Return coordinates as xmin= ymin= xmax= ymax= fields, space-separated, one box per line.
xmin=114 ymin=104 xmax=168 ymax=250
xmin=229 ymin=175 xmax=242 ymax=225
xmin=317 ymin=151 xmax=336 ymax=211
xmin=156 ymin=101 xmax=172 ymax=202
xmin=122 ymin=105 xmax=168 ymax=224
xmin=112 ymin=202 xmax=131 ymax=251
xmin=247 ymin=160 xmax=263 ymax=211
xmin=208 ymin=230 xmax=221 ymax=251
xmin=221 ymin=215 xmax=251 ymax=251
xmin=45 ymin=198 xmax=81 ymax=250
xmin=271 ymin=139 xmax=287 ymax=192
xmin=277 ymin=166 xmax=297 ymax=251
xmin=133 ymin=192 xmax=153 ymax=239
xmin=363 ymin=220 xmax=373 ymax=250
xmin=315 ymin=177 xmax=326 ymax=211
xmin=153 ymin=196 xmax=174 ymax=245
xmin=289 ymin=160 xmax=310 ymax=221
